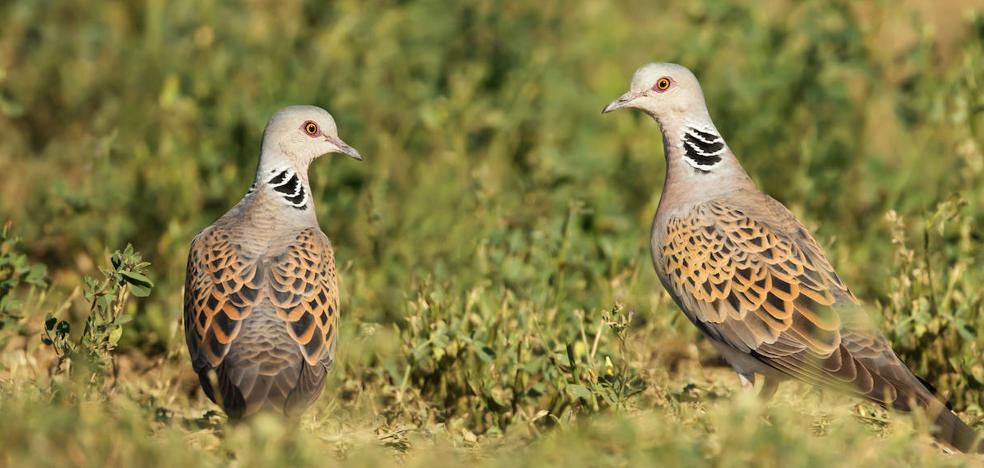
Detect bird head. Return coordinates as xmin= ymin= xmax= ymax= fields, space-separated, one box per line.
xmin=261 ymin=105 xmax=362 ymax=164
xmin=603 ymin=63 xmax=743 ymax=176
xmin=602 ymin=63 xmax=710 ymax=123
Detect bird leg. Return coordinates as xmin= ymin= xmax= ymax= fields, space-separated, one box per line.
xmin=737 ymin=372 xmax=755 ymax=392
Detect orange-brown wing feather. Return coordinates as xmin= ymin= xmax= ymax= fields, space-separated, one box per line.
xmin=659 ymin=199 xmax=919 ymax=406
xmin=662 ymin=201 xmax=848 ymax=352
xmin=184 ymin=227 xmax=263 ymax=371
xmin=267 ymin=228 xmax=339 ymax=367
xmin=184 ymin=227 xmax=339 ymax=372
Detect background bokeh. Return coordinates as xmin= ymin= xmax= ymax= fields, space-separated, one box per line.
xmin=1 ymin=0 xmax=983 ymax=466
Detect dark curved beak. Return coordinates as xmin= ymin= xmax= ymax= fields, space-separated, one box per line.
xmin=602 ymin=91 xmax=640 ymax=114
xmin=327 ymin=136 xmax=363 ymax=161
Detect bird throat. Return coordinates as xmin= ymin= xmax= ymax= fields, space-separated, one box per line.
xmin=679 ymin=126 xmax=725 ymax=172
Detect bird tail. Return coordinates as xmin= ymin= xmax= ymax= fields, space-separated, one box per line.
xmin=894 ymin=375 xmax=982 ymax=453
xmin=920 ymin=396 xmax=982 ymax=453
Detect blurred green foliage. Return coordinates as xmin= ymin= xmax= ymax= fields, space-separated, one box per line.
xmin=1 ymin=0 xmax=984 ymax=466
xmin=0 ymin=222 xmax=48 ymax=349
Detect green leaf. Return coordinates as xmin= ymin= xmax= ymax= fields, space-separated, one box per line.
xmin=566 ymin=384 xmax=593 ymax=401
xmin=128 ymin=283 xmax=152 ymax=298
xmin=82 ymin=276 xmax=99 ymax=301
xmin=115 ymin=315 xmax=134 ymax=326
xmin=98 ymin=294 xmax=116 ymax=312
xmin=121 ymin=271 xmax=154 ymax=297
xmin=474 ymin=345 xmax=496 ymax=363
xmin=108 ymin=326 xmax=123 ymax=346
xmin=120 ymin=270 xmax=153 ymax=286
xmin=26 ymin=264 xmax=47 ymax=288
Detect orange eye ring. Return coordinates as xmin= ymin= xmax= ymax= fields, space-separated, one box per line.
xmin=303 ymin=121 xmax=320 ymax=136
xmin=654 ymin=77 xmax=672 ymax=92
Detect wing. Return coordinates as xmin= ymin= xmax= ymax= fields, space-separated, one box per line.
xmin=184 ymin=227 xmax=339 ymax=373
xmin=267 ymin=228 xmax=340 ymax=368
xmin=659 ymin=198 xmax=920 ymax=407
xmin=184 ymin=227 xmax=263 ymax=371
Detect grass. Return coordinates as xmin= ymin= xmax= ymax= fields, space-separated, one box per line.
xmin=1 ymin=0 xmax=983 ymax=466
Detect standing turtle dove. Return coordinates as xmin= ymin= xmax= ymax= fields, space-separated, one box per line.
xmin=603 ymin=63 xmax=981 ymax=453
xmin=184 ymin=105 xmax=362 ymax=418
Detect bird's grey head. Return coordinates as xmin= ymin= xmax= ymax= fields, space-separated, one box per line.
xmin=260 ymin=105 xmax=362 ymax=165
xmin=602 ymin=63 xmax=710 ymax=121
xmin=604 ymin=63 xmax=730 ymax=173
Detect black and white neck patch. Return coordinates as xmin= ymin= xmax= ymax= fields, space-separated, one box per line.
xmin=681 ymin=126 xmax=725 ymax=170
xmin=267 ymin=168 xmax=307 ymax=210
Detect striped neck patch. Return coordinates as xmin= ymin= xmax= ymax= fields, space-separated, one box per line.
xmin=266 ymin=168 xmax=307 ymax=210
xmin=681 ymin=127 xmax=725 ymax=170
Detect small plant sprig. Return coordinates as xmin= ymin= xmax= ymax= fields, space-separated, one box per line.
xmin=599 ymin=303 xmax=643 ymax=408
xmin=563 ymin=304 xmax=644 ymax=413
xmin=42 ymin=244 xmax=153 ymax=389
xmin=0 ymin=221 xmax=48 ymax=349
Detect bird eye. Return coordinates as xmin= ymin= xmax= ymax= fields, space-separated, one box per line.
xmin=303 ymin=121 xmax=320 ymax=137
xmin=654 ymin=77 xmax=672 ymax=92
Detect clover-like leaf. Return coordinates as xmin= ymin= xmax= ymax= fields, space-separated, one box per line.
xmin=120 ymin=271 xmax=153 ymax=297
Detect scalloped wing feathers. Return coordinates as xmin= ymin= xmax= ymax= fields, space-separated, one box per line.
xmin=657 ymin=197 xmax=933 ymax=408
xmin=184 ymin=226 xmax=338 ymax=416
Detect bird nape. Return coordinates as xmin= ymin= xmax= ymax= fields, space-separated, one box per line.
xmin=603 ymin=62 xmax=982 ymax=454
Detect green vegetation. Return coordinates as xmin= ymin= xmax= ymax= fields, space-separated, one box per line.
xmin=1 ymin=0 xmax=983 ymax=466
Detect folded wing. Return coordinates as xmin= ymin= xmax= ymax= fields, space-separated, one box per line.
xmin=661 ymin=198 xmax=919 ymax=407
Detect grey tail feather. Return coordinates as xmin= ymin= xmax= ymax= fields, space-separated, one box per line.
xmin=198 ymin=368 xmax=248 ymax=419
xmin=928 ymin=399 xmax=982 ymax=453
xmin=213 ymin=359 xmax=313 ymax=419
xmin=197 ymin=370 xmax=218 ymax=405
xmin=897 ymin=375 xmax=982 ymax=453
xmin=216 ymin=364 xmax=248 ymax=419
xmin=283 ymin=360 xmax=328 ymax=416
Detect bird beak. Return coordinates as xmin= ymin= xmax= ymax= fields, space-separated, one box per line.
xmin=602 ymin=91 xmax=640 ymax=114
xmin=326 ymin=136 xmax=363 ymax=161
